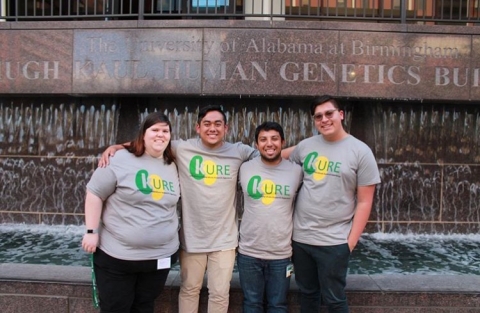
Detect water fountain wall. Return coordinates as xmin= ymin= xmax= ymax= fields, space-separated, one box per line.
xmin=0 ymin=96 xmax=479 ymax=234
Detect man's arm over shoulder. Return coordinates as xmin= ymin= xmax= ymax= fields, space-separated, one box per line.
xmin=281 ymin=146 xmax=296 ymax=159
xmin=98 ymin=143 xmax=129 ymax=167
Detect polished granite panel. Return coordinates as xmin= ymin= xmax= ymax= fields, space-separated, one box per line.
xmin=442 ymin=165 xmax=480 ymax=223
xmin=375 ymin=164 xmax=442 ymax=224
xmin=202 ymin=28 xmax=339 ymax=96
xmin=370 ymin=103 xmax=445 ymax=163
xmin=0 ymin=295 xmax=69 ymax=313
xmin=470 ymin=36 xmax=480 ymax=100
xmin=42 ymin=213 xmax=86 ymax=225
xmin=114 ymin=98 xmax=316 ymax=148
xmin=0 ymin=281 xmax=90 ymax=297
xmin=376 ymin=221 xmax=480 ymax=234
xmin=1 ymin=97 xmax=480 ymax=233
xmin=72 ymin=29 xmax=203 ymax=94
xmin=438 ymin=108 xmax=480 ymax=164
xmin=69 ymin=298 xmax=101 ymax=313
xmin=0 ymin=30 xmax=72 ymax=94
xmin=337 ymin=32 xmax=471 ymax=101
xmin=0 ymin=212 xmax=39 ymax=224
xmin=363 ymin=222 xmax=380 ymax=233
xmin=0 ymin=98 xmax=120 ymax=156
xmin=348 ymin=291 xmax=480 ymax=307
xmin=0 ymin=157 xmax=94 ymax=215
xmin=0 ymin=22 xmax=479 ymax=100
xmin=370 ymin=103 xmax=480 ymax=164
xmin=2 ymin=265 xmax=480 ymax=313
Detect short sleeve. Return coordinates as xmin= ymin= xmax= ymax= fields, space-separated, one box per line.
xmin=86 ymin=166 xmax=117 ymax=200
xmin=237 ymin=142 xmax=258 ymax=161
xmin=289 ymin=144 xmax=302 ymax=165
xmin=357 ymin=148 xmax=381 ymax=186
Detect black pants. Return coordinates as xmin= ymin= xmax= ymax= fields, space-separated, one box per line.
xmin=292 ymin=241 xmax=350 ymax=313
xmin=94 ymin=248 xmax=178 ymax=313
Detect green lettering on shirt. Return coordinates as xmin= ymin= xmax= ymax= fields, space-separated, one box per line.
xmin=189 ymin=155 xmax=205 ymax=180
xmin=136 ymin=170 xmax=152 ymax=194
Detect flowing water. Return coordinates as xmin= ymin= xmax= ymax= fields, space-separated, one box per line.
xmin=1 ymin=224 xmax=479 ymax=275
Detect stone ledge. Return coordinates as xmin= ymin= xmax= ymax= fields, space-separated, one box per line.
xmin=1 ymin=263 xmax=479 ymax=313
xmin=1 ymin=263 xmax=479 ymax=293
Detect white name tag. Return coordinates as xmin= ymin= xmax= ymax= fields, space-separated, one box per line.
xmin=157 ymin=257 xmax=171 ymax=270
xmin=286 ymin=264 xmax=294 ymax=278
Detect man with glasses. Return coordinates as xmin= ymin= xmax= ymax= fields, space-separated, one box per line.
xmin=283 ymin=95 xmax=380 ymax=312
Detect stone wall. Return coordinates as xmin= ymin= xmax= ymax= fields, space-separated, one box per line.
xmin=1 ymin=21 xmax=480 ymax=100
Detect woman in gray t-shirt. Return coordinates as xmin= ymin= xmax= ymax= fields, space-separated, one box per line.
xmin=81 ymin=112 xmax=180 ymax=313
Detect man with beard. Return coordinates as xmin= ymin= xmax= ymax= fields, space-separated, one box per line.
xmin=237 ymin=121 xmax=303 ymax=313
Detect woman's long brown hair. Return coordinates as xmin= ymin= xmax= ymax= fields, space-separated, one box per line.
xmin=124 ymin=112 xmax=175 ymax=164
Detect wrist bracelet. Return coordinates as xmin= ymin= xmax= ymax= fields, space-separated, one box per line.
xmin=86 ymin=229 xmax=98 ymax=234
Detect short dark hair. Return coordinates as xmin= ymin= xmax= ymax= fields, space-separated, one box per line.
xmin=310 ymin=95 xmax=341 ymax=116
xmin=254 ymin=121 xmax=285 ymax=143
xmin=197 ymin=105 xmax=227 ymax=124
xmin=125 ymin=112 xmax=175 ymax=164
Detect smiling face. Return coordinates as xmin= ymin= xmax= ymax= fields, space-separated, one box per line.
xmin=313 ymin=100 xmax=347 ymax=142
xmin=196 ymin=110 xmax=228 ymax=149
xmin=143 ymin=122 xmax=171 ymax=158
xmin=256 ymin=129 xmax=284 ymax=165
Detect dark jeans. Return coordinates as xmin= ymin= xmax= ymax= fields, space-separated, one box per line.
xmin=237 ymin=252 xmax=291 ymax=313
xmin=94 ymin=248 xmax=178 ymax=313
xmin=292 ymin=241 xmax=350 ymax=313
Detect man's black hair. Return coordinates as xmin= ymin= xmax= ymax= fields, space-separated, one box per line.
xmin=254 ymin=121 xmax=285 ymax=143
xmin=310 ymin=95 xmax=341 ymax=116
xmin=197 ymin=105 xmax=227 ymax=123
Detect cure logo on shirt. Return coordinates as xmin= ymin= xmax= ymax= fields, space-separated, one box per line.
xmin=303 ymin=152 xmax=341 ymax=180
xmin=135 ymin=169 xmax=175 ymax=200
xmin=189 ymin=155 xmax=231 ymax=185
xmin=247 ymin=175 xmax=290 ymax=205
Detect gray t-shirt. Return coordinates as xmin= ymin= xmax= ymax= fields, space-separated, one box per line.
xmin=87 ymin=149 xmax=180 ymax=260
xmin=172 ymin=138 xmax=258 ymax=253
xmin=238 ymin=157 xmax=303 ymax=259
xmin=290 ymin=135 xmax=380 ymax=246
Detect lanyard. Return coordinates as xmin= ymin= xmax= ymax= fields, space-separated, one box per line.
xmin=90 ymin=253 xmax=100 ymax=309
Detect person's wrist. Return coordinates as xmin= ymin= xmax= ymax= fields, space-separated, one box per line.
xmin=86 ymin=229 xmax=98 ymax=234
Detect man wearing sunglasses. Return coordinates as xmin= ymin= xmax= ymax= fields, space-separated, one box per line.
xmin=284 ymin=95 xmax=380 ymax=312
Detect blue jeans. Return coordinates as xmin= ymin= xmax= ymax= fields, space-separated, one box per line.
xmin=292 ymin=241 xmax=350 ymax=313
xmin=237 ymin=252 xmax=291 ymax=313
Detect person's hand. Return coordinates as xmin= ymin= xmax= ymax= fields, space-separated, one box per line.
xmin=82 ymin=233 xmax=99 ymax=253
xmin=347 ymin=238 xmax=357 ymax=252
xmin=98 ymin=145 xmax=120 ymax=167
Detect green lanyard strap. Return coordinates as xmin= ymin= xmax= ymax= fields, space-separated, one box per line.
xmin=90 ymin=253 xmax=100 ymax=309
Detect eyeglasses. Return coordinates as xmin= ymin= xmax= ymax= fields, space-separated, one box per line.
xmin=313 ymin=109 xmax=338 ymax=121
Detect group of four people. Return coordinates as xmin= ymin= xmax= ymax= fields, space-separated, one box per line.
xmin=81 ymin=95 xmax=381 ymax=313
